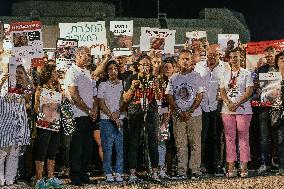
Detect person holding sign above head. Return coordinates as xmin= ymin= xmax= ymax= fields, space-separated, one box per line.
xmin=65 ymin=46 xmax=98 ymax=186
xmin=219 ymin=49 xmax=254 ymax=178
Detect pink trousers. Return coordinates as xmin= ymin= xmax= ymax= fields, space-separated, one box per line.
xmin=222 ymin=114 xmax=252 ymax=163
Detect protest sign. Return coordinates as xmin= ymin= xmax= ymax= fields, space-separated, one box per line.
xmin=110 ymin=20 xmax=133 ymax=56
xmin=59 ymin=21 xmax=107 ymax=56
xmin=186 ymin=31 xmax=208 ymax=60
xmin=36 ymin=88 xmax=62 ymax=132
xmin=56 ymin=38 xmax=78 ymax=71
xmin=10 ymin=21 xmax=43 ymax=59
xmin=140 ymin=27 xmax=176 ymax=54
xmin=218 ymin=34 xmax=239 ymax=61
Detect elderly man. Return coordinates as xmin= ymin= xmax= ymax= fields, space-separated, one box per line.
xmin=195 ymin=44 xmax=230 ymax=176
xmin=65 ymin=46 xmax=98 ymax=186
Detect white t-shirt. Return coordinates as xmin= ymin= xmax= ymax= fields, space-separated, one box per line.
xmin=97 ymin=80 xmax=124 ymax=120
xmin=220 ymin=67 xmax=253 ymax=114
xmin=196 ymin=60 xmax=231 ymax=112
xmin=65 ymin=64 xmax=97 ymax=117
xmin=165 ymin=71 xmax=204 ymax=117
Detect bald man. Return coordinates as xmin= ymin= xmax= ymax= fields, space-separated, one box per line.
xmin=195 ymin=44 xmax=230 ymax=176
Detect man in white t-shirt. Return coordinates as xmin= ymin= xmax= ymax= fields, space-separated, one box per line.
xmin=65 ymin=46 xmax=98 ymax=186
xmin=195 ymin=44 xmax=230 ymax=176
xmin=166 ymin=49 xmax=204 ymax=180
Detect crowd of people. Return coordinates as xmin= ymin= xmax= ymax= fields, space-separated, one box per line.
xmin=1 ymin=37 xmax=284 ymax=189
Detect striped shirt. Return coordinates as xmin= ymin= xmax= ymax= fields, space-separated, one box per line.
xmin=0 ymin=95 xmax=30 ymax=148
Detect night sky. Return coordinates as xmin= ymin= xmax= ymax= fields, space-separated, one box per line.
xmin=1 ymin=0 xmax=284 ymax=42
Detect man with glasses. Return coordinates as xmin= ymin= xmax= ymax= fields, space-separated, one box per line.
xmin=195 ymin=44 xmax=230 ymax=177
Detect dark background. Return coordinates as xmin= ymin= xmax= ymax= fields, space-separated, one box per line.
xmin=1 ymin=0 xmax=284 ymax=42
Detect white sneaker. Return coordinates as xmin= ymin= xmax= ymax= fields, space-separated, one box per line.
xmin=0 ymin=179 xmax=4 ymax=186
xmin=159 ymin=169 xmax=169 ymax=179
xmin=257 ymin=165 xmax=268 ymax=174
xmin=128 ymin=174 xmax=138 ymax=183
xmin=152 ymin=173 xmax=161 ymax=182
xmin=115 ymin=173 xmax=123 ymax=182
xmin=106 ymin=174 xmax=114 ymax=182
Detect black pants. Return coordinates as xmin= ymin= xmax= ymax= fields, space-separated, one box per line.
xmin=201 ymin=110 xmax=219 ymax=171
xmin=278 ymin=119 xmax=284 ymax=168
xmin=128 ymin=110 xmax=159 ymax=170
xmin=35 ymin=129 xmax=60 ymax=161
xmin=259 ymin=108 xmax=272 ymax=165
xmin=70 ymin=116 xmax=94 ymax=180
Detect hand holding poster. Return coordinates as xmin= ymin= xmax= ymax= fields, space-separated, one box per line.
xmin=59 ymin=22 xmax=107 ymax=56
xmin=36 ymin=88 xmax=62 ymax=132
xmin=140 ymin=27 xmax=176 ymax=54
xmin=258 ymin=72 xmax=282 ymax=107
xmin=56 ymin=38 xmax=78 ymax=71
xmin=110 ymin=20 xmax=133 ymax=56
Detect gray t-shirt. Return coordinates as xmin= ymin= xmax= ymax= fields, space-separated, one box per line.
xmin=165 ymin=71 xmax=204 ymax=117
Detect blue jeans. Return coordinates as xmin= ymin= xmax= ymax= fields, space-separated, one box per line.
xmin=100 ymin=119 xmax=123 ymax=174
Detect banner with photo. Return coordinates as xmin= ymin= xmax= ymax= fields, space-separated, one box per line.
xmin=257 ymin=72 xmax=282 ymax=107
xmin=110 ymin=20 xmax=133 ymax=56
xmin=246 ymin=39 xmax=284 ymax=71
xmin=8 ymin=57 xmax=31 ymax=93
xmin=59 ymin=21 xmax=107 ymax=56
xmin=218 ymin=34 xmax=239 ymax=61
xmin=3 ymin=24 xmax=12 ymax=51
xmin=36 ymin=88 xmax=62 ymax=132
xmin=10 ymin=21 xmax=43 ymax=60
xmin=186 ymin=31 xmax=208 ymax=60
xmin=56 ymin=38 xmax=78 ymax=71
xmin=140 ymin=27 xmax=176 ymax=54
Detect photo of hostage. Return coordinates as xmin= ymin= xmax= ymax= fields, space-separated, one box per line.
xmin=151 ymin=37 xmax=165 ymax=50
xmin=40 ymin=102 xmax=60 ymax=124
xmin=112 ymin=34 xmax=133 ymax=49
xmin=13 ymin=32 xmax=28 ymax=47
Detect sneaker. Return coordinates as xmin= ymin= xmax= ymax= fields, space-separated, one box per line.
xmin=152 ymin=173 xmax=161 ymax=182
xmin=58 ymin=166 xmax=70 ymax=177
xmin=257 ymin=164 xmax=268 ymax=174
xmin=35 ymin=179 xmax=46 ymax=189
xmin=106 ymin=174 xmax=114 ymax=183
xmin=277 ymin=168 xmax=284 ymax=176
xmin=191 ymin=173 xmax=202 ymax=180
xmin=128 ymin=174 xmax=138 ymax=183
xmin=171 ymin=174 xmax=187 ymax=180
xmin=159 ymin=169 xmax=169 ymax=179
xmin=215 ymin=166 xmax=225 ymax=177
xmin=0 ymin=179 xmax=4 ymax=186
xmin=46 ymin=177 xmax=64 ymax=188
xmin=115 ymin=173 xmax=123 ymax=182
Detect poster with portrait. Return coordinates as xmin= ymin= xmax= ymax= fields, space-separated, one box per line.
xmin=218 ymin=34 xmax=239 ymax=61
xmin=3 ymin=24 xmax=12 ymax=51
xmin=173 ymin=83 xmax=195 ymax=112
xmin=140 ymin=27 xmax=176 ymax=54
xmin=36 ymin=89 xmax=62 ymax=132
xmin=56 ymin=38 xmax=78 ymax=71
xmin=7 ymin=57 xmax=30 ymax=93
xmin=59 ymin=21 xmax=107 ymax=56
xmin=258 ymin=72 xmax=282 ymax=107
xmin=186 ymin=31 xmax=208 ymax=60
xmin=10 ymin=21 xmax=43 ymax=60
xmin=110 ymin=20 xmax=133 ymax=56
xmin=246 ymin=39 xmax=284 ymax=71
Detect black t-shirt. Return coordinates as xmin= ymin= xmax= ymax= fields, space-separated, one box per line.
xmin=125 ymin=74 xmax=158 ymax=113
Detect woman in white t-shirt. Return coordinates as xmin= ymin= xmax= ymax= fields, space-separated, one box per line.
xmin=220 ymin=49 xmax=253 ymax=178
xmin=97 ymin=60 xmax=124 ymax=183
